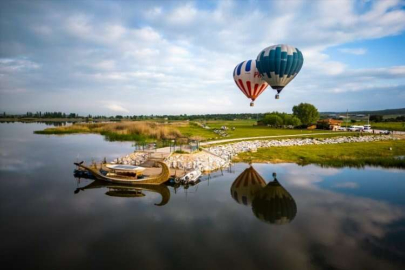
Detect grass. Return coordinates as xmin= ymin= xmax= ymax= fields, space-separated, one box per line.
xmin=354 ymin=121 xmax=405 ymax=131
xmin=34 ymin=119 xmax=383 ymax=143
xmin=176 ymin=121 xmax=216 ymax=140
xmin=34 ymin=121 xmax=182 ymax=142
xmin=179 ymin=119 xmax=340 ymax=140
xmin=235 ymin=140 xmax=405 ymax=168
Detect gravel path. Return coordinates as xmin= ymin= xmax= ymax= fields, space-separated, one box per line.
xmin=200 ymin=132 xmax=349 ymax=145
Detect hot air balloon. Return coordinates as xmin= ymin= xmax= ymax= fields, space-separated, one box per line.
xmin=251 ymin=173 xmax=297 ymax=225
xmin=230 ymin=166 xmax=267 ymax=206
xmin=256 ymin=44 xmax=304 ymax=99
xmin=233 ymin=60 xmax=268 ymax=106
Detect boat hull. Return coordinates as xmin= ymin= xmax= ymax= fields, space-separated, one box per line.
xmin=74 ymin=161 xmax=170 ymax=185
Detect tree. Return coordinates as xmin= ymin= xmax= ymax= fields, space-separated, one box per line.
xmin=263 ymin=114 xmax=283 ymax=126
xmin=292 ymin=103 xmax=319 ymax=126
xmin=280 ymin=114 xmax=301 ymax=126
xmin=288 ymin=116 xmax=302 ymax=126
xmin=370 ymin=115 xmax=383 ymax=122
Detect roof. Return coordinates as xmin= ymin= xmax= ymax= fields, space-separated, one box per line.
xmin=317 ymin=118 xmax=343 ymax=125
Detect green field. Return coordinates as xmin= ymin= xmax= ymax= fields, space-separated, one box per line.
xmin=33 ymin=119 xmax=362 ymax=143
xmin=355 ymin=121 xmax=405 ymax=131
xmin=178 ymin=120 xmax=340 ymax=141
xmin=235 ymin=140 xmax=405 ymax=168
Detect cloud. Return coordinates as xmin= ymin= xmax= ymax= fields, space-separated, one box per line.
xmin=0 ymin=0 xmax=405 ymax=114
xmin=166 ymin=4 xmax=197 ymax=25
xmin=145 ymin=7 xmax=162 ymax=19
xmin=105 ymin=103 xmax=129 ymax=113
xmin=0 ymin=58 xmax=40 ymax=73
xmin=338 ymin=48 xmax=367 ymax=55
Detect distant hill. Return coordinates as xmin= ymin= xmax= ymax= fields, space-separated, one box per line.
xmin=321 ymin=108 xmax=405 ymax=116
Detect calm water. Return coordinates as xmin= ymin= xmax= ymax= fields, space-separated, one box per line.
xmin=1 ymin=123 xmax=405 ymax=270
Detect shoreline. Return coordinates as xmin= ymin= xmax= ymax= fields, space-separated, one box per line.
xmin=112 ymin=135 xmax=405 ymax=171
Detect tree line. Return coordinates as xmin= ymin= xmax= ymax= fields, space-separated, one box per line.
xmin=1 ymin=112 xmax=266 ymax=120
xmin=1 ymin=104 xmax=321 ymax=127
xmin=370 ymin=115 xmax=405 ymax=122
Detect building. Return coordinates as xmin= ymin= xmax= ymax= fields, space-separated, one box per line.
xmin=317 ymin=119 xmax=343 ymax=131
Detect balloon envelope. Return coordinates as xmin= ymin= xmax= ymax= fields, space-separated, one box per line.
xmin=233 ymin=60 xmax=268 ymax=106
xmin=256 ymin=44 xmax=304 ymax=94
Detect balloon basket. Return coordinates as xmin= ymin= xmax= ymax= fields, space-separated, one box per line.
xmin=250 ymin=102 xmax=254 ymax=107
xmin=275 ymin=94 xmax=280 ymax=99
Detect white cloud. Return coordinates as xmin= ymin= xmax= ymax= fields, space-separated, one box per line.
xmin=131 ymin=27 xmax=161 ymax=43
xmin=145 ymin=7 xmax=162 ymax=18
xmin=166 ymin=4 xmax=197 ymax=25
xmin=338 ymin=48 xmax=367 ymax=55
xmin=105 ymin=103 xmax=130 ymax=113
xmin=1 ymin=0 xmax=405 ymax=114
xmin=0 ymin=58 xmax=40 ymax=73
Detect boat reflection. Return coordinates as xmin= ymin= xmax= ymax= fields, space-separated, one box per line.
xmin=231 ymin=166 xmax=297 ymax=225
xmin=75 ymin=181 xmax=171 ymax=206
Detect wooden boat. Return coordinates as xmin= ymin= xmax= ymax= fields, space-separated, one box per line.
xmin=74 ymin=181 xmax=170 ymax=206
xmin=73 ymin=161 xmax=170 ymax=185
xmin=105 ymin=164 xmax=146 ymax=176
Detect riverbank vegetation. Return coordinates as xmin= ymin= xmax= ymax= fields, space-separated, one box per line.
xmin=235 ymin=140 xmax=405 ymax=168
xmin=35 ymin=119 xmax=355 ymax=142
xmin=35 ymin=122 xmax=182 ymax=141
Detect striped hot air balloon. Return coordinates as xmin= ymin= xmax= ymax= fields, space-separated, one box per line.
xmin=256 ymin=44 xmax=304 ymax=99
xmin=233 ymin=60 xmax=268 ymax=107
xmin=230 ymin=166 xmax=267 ymax=206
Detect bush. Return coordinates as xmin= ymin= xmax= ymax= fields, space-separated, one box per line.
xmin=262 ymin=112 xmax=302 ymax=127
xmin=263 ymin=114 xmax=283 ymax=126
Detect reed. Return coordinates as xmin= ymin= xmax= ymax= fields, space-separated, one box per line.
xmin=34 ymin=121 xmax=182 ymax=141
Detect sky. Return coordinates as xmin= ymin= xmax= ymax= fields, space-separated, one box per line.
xmin=0 ymin=0 xmax=405 ymax=116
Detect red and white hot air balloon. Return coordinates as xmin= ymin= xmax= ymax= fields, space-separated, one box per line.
xmin=233 ymin=60 xmax=268 ymax=106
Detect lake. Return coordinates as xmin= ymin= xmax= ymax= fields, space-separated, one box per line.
xmin=0 ymin=123 xmax=404 ymax=270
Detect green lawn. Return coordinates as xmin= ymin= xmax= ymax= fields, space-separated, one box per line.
xmin=355 ymin=121 xmax=405 ymax=131
xmin=179 ymin=120 xmax=340 ymax=141
xmin=235 ymin=140 xmax=405 ymax=168
xmin=33 ymin=119 xmax=368 ymax=143
xmin=176 ymin=122 xmax=217 ymax=139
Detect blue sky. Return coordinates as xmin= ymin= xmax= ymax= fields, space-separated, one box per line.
xmin=0 ymin=0 xmax=404 ymax=115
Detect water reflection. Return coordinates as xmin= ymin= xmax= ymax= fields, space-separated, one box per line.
xmin=231 ymin=166 xmax=297 ymax=225
xmin=2 ymin=123 xmax=405 ymax=270
xmin=75 ymin=181 xmax=171 ymax=206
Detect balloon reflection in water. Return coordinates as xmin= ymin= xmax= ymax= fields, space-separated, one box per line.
xmin=230 ymin=166 xmax=266 ymax=206
xmin=231 ymin=167 xmax=297 ymax=225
